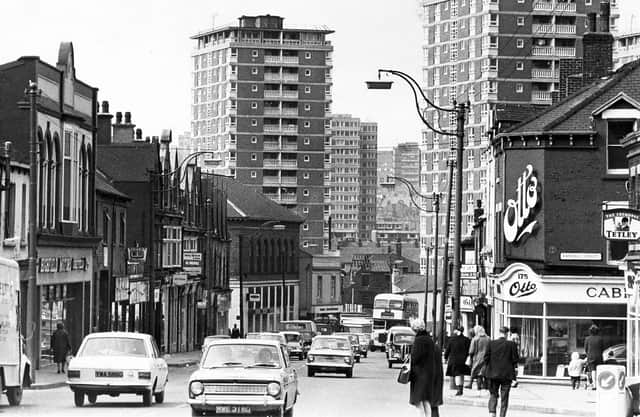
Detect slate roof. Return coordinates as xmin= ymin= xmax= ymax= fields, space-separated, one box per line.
xmin=499 ymin=59 xmax=640 ymax=137
xmin=95 ymin=169 xmax=130 ymax=200
xmin=97 ymin=142 xmax=161 ymax=182
xmin=393 ymin=273 xmax=438 ymax=293
xmin=217 ymin=176 xmax=303 ymax=223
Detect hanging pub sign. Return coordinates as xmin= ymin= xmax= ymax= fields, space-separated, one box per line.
xmin=602 ymin=208 xmax=640 ymax=240
xmin=127 ymin=247 xmax=147 ymax=262
xmin=503 ymin=164 xmax=540 ymax=244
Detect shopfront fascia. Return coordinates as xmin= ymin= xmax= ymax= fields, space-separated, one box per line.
xmin=494 ymin=262 xmax=626 ymax=378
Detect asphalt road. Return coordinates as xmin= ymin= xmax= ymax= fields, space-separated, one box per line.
xmin=1 ymin=351 xmax=549 ymax=417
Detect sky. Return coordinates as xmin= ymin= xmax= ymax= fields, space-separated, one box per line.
xmin=0 ymin=0 xmax=638 ymax=149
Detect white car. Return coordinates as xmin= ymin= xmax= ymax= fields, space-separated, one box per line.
xmin=279 ymin=331 xmax=305 ymax=360
xmin=67 ymin=332 xmax=168 ymax=407
xmin=188 ymin=339 xmax=298 ymax=417
xmin=306 ymin=335 xmax=354 ymax=378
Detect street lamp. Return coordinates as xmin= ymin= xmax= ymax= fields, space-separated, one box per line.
xmin=384 ymin=175 xmax=440 ymax=336
xmin=367 ymin=69 xmax=468 ymax=334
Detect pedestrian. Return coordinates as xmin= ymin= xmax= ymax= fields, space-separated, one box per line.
xmin=51 ymin=322 xmax=71 ymax=374
xmin=568 ymin=352 xmax=586 ymax=390
xmin=483 ymin=326 xmax=519 ymax=417
xmin=584 ymin=324 xmax=604 ymax=390
xmin=445 ymin=325 xmax=471 ymax=396
xmin=508 ymin=326 xmax=521 ymax=388
xmin=408 ymin=318 xmax=437 ymax=417
xmin=230 ymin=323 xmax=241 ymax=339
xmin=467 ymin=324 xmax=490 ymax=390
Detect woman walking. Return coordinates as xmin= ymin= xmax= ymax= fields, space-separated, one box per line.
xmin=409 ymin=318 xmax=438 ymax=417
xmin=51 ymin=322 xmax=71 ymax=374
xmin=445 ymin=325 xmax=471 ymax=395
xmin=468 ymin=325 xmax=490 ymax=390
xmin=585 ymin=324 xmax=604 ymax=389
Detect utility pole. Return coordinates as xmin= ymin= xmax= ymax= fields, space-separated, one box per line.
xmin=281 ymin=252 xmax=286 ymax=322
xmin=439 ymin=160 xmax=454 ymax=348
xmin=26 ymin=81 xmax=40 ymax=373
xmin=451 ymin=102 xmax=467 ymax=330
xmin=431 ymin=193 xmax=439 ymax=336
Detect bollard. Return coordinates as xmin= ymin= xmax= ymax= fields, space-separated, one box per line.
xmin=596 ymin=364 xmax=626 ymax=417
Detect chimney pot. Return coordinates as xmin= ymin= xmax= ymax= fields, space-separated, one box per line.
xmin=145 ymin=136 xmax=151 ymax=142
xmin=115 ymin=112 xmax=122 ymax=124
xmin=124 ymin=112 xmax=132 ymax=124
xmin=101 ymin=100 xmax=110 ymax=114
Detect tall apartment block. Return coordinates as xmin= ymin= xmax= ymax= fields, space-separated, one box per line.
xmin=328 ymin=115 xmax=378 ymax=244
xmin=417 ymin=0 xmax=619 ymax=263
xmin=190 ymin=15 xmax=333 ymax=252
xmin=394 ymin=142 xmax=420 ymax=190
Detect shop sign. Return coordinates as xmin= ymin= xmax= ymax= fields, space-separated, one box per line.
xmin=560 ymin=252 xmax=602 ymax=261
xmin=197 ymin=300 xmax=207 ymax=309
xmin=115 ymin=277 xmax=129 ymax=301
xmin=603 ymin=208 xmax=640 ymax=240
xmin=128 ymin=247 xmax=147 ymax=262
xmin=461 ymin=279 xmax=479 ymax=296
xmin=183 ymin=252 xmax=202 ymax=274
xmin=172 ymin=273 xmax=188 ymax=286
xmin=217 ymin=293 xmax=231 ymax=311
xmin=38 ymin=257 xmax=89 ymax=273
xmin=38 ymin=257 xmax=58 ymax=273
xmin=154 ymin=288 xmax=160 ymax=303
xmin=58 ymin=257 xmax=72 ymax=272
xmin=129 ymin=280 xmax=149 ymax=304
xmin=504 ymin=164 xmax=539 ymax=244
xmin=460 ymin=296 xmax=475 ymax=312
xmin=72 ymin=258 xmax=87 ymax=271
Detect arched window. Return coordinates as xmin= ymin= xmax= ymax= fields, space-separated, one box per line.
xmin=84 ymin=145 xmax=92 ymax=232
xmin=52 ymin=133 xmax=61 ymax=228
xmin=36 ymin=128 xmax=45 ymax=228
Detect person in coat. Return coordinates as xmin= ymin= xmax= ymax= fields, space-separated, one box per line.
xmin=467 ymin=324 xmax=490 ymax=390
xmin=584 ymin=324 xmax=604 ymax=389
xmin=230 ymin=323 xmax=241 ymax=339
xmin=483 ymin=326 xmax=519 ymax=417
xmin=51 ymin=322 xmax=71 ymax=374
xmin=409 ymin=318 xmax=437 ymax=417
xmin=445 ymin=325 xmax=471 ymax=395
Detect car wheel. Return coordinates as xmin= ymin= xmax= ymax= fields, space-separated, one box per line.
xmin=87 ymin=393 xmax=97 ymax=404
xmin=6 ymin=387 xmax=23 ymax=406
xmin=142 ymin=389 xmax=152 ymax=407
xmin=154 ymin=389 xmax=165 ymax=404
xmin=191 ymin=407 xmax=205 ymax=416
xmin=307 ymin=368 xmax=315 ymax=377
xmin=345 ymin=369 xmax=353 ymax=378
xmin=388 ymin=361 xmax=393 ymax=369
xmin=74 ymin=391 xmax=85 ymax=407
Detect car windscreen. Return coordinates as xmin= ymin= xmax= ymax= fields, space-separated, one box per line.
xmin=202 ymin=344 xmax=282 ymax=369
xmin=284 ymin=334 xmax=300 ymax=342
xmin=281 ymin=322 xmax=309 ymax=331
xmin=311 ymin=338 xmax=350 ymax=351
xmin=393 ymin=334 xmax=415 ymax=344
xmin=79 ymin=337 xmax=148 ymax=357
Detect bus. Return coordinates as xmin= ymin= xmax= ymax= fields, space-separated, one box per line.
xmin=339 ymin=314 xmax=373 ymax=334
xmin=371 ymin=294 xmax=419 ymax=351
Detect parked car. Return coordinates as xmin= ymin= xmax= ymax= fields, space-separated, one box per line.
xmin=306 ymin=335 xmax=354 ymax=378
xmin=354 ymin=333 xmax=370 ymax=358
xmin=201 ymin=335 xmax=230 ymax=352
xmin=188 ymin=339 xmax=298 ymax=417
xmin=66 ymin=332 xmax=168 ymax=407
xmin=333 ymin=332 xmax=361 ymax=363
xmin=280 ymin=320 xmax=318 ymax=350
xmin=603 ymin=343 xmax=626 ymax=366
xmin=385 ymin=326 xmax=415 ymax=368
xmin=279 ymin=331 xmax=305 ymax=360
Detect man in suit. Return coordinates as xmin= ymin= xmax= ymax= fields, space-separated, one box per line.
xmin=483 ymin=326 xmax=519 ymax=417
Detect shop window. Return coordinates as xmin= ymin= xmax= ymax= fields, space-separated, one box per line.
xmin=607 ymin=120 xmax=635 ymax=173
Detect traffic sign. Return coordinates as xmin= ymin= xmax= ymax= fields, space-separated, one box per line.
xmin=248 ymin=293 xmax=261 ymax=303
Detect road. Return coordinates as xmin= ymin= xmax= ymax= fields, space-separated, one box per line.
xmin=1 ymin=351 xmax=549 ymax=417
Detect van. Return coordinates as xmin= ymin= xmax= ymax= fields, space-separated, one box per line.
xmin=279 ymin=320 xmax=317 ymax=349
xmin=385 ymin=326 xmax=416 ymax=368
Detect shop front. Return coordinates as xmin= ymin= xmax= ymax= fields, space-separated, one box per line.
xmin=494 ymin=262 xmax=626 ymax=378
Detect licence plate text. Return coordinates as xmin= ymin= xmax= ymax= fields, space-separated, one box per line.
xmin=216 ymin=406 xmax=251 ymax=414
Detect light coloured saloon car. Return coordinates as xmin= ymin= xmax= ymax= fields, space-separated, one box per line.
xmin=66 ymin=332 xmax=168 ymax=407
xmin=279 ymin=331 xmax=305 ymax=360
xmin=306 ymin=335 xmax=354 ymax=378
xmin=188 ymin=339 xmax=298 ymax=417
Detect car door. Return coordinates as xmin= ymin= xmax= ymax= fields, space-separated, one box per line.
xmin=150 ymin=338 xmax=168 ymax=389
xmin=280 ymin=345 xmax=296 ymax=407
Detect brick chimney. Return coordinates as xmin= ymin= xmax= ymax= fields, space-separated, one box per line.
xmin=97 ymin=101 xmax=113 ymax=145
xmin=582 ymin=2 xmax=613 ymax=85
xmin=112 ymin=111 xmax=136 ymax=143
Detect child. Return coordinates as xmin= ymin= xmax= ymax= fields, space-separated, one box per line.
xmin=568 ymin=352 xmax=586 ymax=390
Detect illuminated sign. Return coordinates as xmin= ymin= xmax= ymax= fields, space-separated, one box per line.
xmin=504 ymin=164 xmax=539 ymax=244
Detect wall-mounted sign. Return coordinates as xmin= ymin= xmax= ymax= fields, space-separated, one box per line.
xmin=72 ymin=257 xmax=87 ymax=271
xmin=128 ymin=247 xmax=147 ymax=262
xmin=460 ymin=296 xmax=475 ymax=312
xmin=183 ymin=252 xmax=202 ymax=275
xmin=217 ymin=293 xmax=231 ymax=311
xmin=58 ymin=257 xmax=72 ymax=272
xmin=115 ymin=276 xmax=129 ymax=301
xmin=39 ymin=257 xmax=58 ymax=273
xmin=560 ymin=252 xmax=602 ymax=261
xmin=172 ymin=273 xmax=188 ymax=286
xmin=129 ymin=280 xmax=149 ymax=304
xmin=603 ymin=208 xmax=640 ymax=240
xmin=504 ymin=164 xmax=539 ymax=244
xmin=461 ymin=279 xmax=479 ymax=296
xmin=248 ymin=293 xmax=261 ymax=303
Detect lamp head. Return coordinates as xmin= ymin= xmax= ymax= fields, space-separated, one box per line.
xmin=366 ymin=80 xmax=393 ymax=90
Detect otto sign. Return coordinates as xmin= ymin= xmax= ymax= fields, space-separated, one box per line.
xmin=509 ymin=272 xmax=537 ymax=298
xmin=504 ymin=164 xmax=539 ymax=244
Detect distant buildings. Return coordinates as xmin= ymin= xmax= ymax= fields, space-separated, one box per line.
xmin=190 ymin=15 xmax=334 ymax=253
xmin=614 ymin=32 xmax=640 ymax=69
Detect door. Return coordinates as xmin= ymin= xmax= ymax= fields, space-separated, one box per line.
xmin=280 ymin=345 xmax=296 ymax=407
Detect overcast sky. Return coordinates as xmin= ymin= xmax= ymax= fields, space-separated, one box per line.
xmin=0 ymin=0 xmax=638 ymax=149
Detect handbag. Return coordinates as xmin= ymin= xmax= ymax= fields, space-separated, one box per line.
xmin=397 ymin=356 xmax=411 ymax=384
xmin=465 ymin=355 xmax=472 ymax=367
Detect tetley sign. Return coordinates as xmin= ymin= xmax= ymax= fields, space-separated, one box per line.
xmin=504 ymin=164 xmax=540 ymax=244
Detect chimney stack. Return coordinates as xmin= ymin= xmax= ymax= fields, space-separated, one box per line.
xmin=113 ymin=111 xmax=136 ymax=143
xmin=582 ymin=1 xmax=613 ymax=85
xmin=97 ymin=100 xmax=113 ymax=145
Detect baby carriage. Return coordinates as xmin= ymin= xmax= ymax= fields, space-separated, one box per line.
xmin=579 ymin=362 xmax=590 ymax=389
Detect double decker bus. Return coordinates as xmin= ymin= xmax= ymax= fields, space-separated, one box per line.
xmin=371 ymin=294 xmax=419 ymax=351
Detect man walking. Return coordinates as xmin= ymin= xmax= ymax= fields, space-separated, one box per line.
xmin=483 ymin=326 xmax=519 ymax=417
xmin=230 ymin=323 xmax=241 ymax=339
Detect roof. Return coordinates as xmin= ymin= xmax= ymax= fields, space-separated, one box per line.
xmin=217 ymin=176 xmax=303 ymax=223
xmin=95 ymin=169 xmax=130 ymax=200
xmin=499 ymin=59 xmax=640 ymax=137
xmin=97 ymin=142 xmax=160 ymax=182
xmin=84 ymin=331 xmax=150 ymax=339
xmin=394 ymin=273 xmax=438 ymax=293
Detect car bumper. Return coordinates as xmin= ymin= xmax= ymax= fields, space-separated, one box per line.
xmin=68 ymin=382 xmax=153 ymax=394
xmin=189 ymin=395 xmax=284 ymax=415
xmin=307 ymin=362 xmax=352 ymax=372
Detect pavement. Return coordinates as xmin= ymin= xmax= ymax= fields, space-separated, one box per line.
xmin=29 ymin=350 xmax=202 ymax=390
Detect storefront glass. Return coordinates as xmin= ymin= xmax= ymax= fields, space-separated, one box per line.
xmin=40 ymin=285 xmax=67 ymax=365
xmin=511 ymin=317 xmax=543 ymax=376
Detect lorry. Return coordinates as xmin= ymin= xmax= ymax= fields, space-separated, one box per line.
xmin=0 ymin=257 xmax=31 ymax=405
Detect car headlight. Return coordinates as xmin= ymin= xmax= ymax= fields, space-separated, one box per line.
xmin=190 ymin=381 xmax=204 ymax=396
xmin=67 ymin=370 xmax=80 ymax=378
xmin=307 ymin=354 xmax=314 ymax=362
xmin=344 ymin=357 xmax=352 ymax=364
xmin=267 ymin=382 xmax=281 ymax=397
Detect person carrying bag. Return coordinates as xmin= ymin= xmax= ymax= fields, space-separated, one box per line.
xmin=398 ymin=355 xmax=411 ymax=384
xmin=407 ymin=318 xmax=441 ymax=417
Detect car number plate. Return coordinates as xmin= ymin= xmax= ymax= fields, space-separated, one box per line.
xmin=215 ymin=406 xmax=251 ymax=414
xmin=95 ymin=370 xmax=123 ymax=378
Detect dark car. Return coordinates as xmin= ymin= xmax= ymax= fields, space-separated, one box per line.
xmin=603 ymin=343 xmax=626 ymax=366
